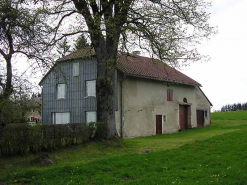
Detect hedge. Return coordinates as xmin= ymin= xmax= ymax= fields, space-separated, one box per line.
xmin=0 ymin=122 xmax=107 ymax=156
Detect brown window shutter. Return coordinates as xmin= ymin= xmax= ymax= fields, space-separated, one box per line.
xmin=171 ymin=90 xmax=173 ymax=101
xmin=167 ymin=89 xmax=173 ymax=101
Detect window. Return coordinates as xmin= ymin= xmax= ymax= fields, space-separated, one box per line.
xmin=57 ymin=84 xmax=66 ymax=99
xmin=205 ymin=111 xmax=208 ymax=117
xmin=183 ymin=98 xmax=187 ymax=103
xmin=167 ymin=89 xmax=173 ymax=101
xmin=163 ymin=115 xmax=167 ymax=123
xmin=86 ymin=80 xmax=96 ymax=97
xmin=73 ymin=62 xmax=79 ymax=76
xmin=86 ymin=111 xmax=96 ymax=123
xmin=52 ymin=112 xmax=70 ymax=124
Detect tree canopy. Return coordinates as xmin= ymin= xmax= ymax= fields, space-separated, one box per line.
xmin=0 ymin=0 xmax=51 ymax=98
xmin=57 ymin=37 xmax=72 ymax=57
xmin=74 ymin=34 xmax=90 ymax=50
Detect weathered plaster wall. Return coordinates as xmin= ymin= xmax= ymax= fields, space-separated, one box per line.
xmin=195 ymin=87 xmax=212 ymax=126
xmin=119 ymin=76 xmax=211 ymax=138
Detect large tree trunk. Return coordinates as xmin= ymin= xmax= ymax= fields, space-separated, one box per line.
xmin=4 ymin=56 xmax=12 ymax=98
xmin=94 ymin=39 xmax=118 ymax=138
xmin=72 ymin=0 xmax=125 ymax=138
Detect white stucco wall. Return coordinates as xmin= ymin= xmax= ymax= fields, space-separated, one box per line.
xmin=115 ymin=75 xmax=212 ymax=138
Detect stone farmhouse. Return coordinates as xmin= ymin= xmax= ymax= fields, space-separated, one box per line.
xmin=39 ymin=48 xmax=212 ymax=138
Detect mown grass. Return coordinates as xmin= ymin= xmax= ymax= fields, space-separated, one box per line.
xmin=211 ymin=110 xmax=247 ymax=120
xmin=1 ymin=111 xmax=247 ymax=184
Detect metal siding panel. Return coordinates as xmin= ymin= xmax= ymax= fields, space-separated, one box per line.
xmin=41 ymin=57 xmax=97 ymax=125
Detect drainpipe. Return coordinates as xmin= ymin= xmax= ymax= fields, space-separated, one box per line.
xmin=41 ymin=86 xmax=43 ymax=125
xmin=120 ymin=74 xmax=126 ymax=138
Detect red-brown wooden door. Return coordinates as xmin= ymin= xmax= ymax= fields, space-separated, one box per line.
xmin=197 ymin=110 xmax=204 ymax=127
xmin=179 ymin=105 xmax=188 ymax=129
xmin=156 ymin=115 xmax=162 ymax=135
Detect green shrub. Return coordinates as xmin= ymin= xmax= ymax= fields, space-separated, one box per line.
xmin=89 ymin=122 xmax=107 ymax=140
xmin=0 ymin=122 xmax=106 ymax=156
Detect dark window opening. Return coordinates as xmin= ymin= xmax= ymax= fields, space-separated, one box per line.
xmin=205 ymin=111 xmax=208 ymax=117
xmin=183 ymin=98 xmax=187 ymax=103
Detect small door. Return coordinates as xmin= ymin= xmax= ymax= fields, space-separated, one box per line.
xmin=179 ymin=105 xmax=188 ymax=129
xmin=197 ymin=110 xmax=204 ymax=127
xmin=156 ymin=115 xmax=162 ymax=135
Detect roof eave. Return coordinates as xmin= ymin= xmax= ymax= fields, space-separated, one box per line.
xmin=57 ymin=54 xmax=96 ymax=62
xmin=39 ymin=63 xmax=57 ymax=86
xmin=122 ymin=72 xmax=201 ymax=87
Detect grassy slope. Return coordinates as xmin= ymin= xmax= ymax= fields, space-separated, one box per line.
xmin=1 ymin=111 xmax=247 ymax=184
xmin=211 ymin=110 xmax=247 ymax=120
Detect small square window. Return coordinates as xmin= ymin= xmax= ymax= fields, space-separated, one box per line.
xmin=86 ymin=80 xmax=96 ymax=97
xmin=167 ymin=89 xmax=173 ymax=101
xmin=57 ymin=84 xmax=66 ymax=99
xmin=86 ymin=111 xmax=97 ymax=123
xmin=73 ymin=62 xmax=79 ymax=76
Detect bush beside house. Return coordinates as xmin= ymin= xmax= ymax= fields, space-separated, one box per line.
xmin=0 ymin=122 xmax=107 ymax=156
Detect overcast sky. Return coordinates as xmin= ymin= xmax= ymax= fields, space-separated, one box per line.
xmin=13 ymin=0 xmax=247 ymax=111
xmin=182 ymin=0 xmax=247 ymax=111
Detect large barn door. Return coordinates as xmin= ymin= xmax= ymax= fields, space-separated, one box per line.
xmin=156 ymin=115 xmax=162 ymax=135
xmin=197 ymin=110 xmax=204 ymax=127
xmin=179 ymin=105 xmax=188 ymax=129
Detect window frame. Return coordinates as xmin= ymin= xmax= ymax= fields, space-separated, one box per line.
xmin=163 ymin=115 xmax=167 ymax=123
xmin=52 ymin=112 xmax=70 ymax=124
xmin=86 ymin=80 xmax=96 ymax=97
xmin=73 ymin=62 xmax=79 ymax=77
xmin=57 ymin=83 xmax=66 ymax=99
xmin=86 ymin=111 xmax=97 ymax=124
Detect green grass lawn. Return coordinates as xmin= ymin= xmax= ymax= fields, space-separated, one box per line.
xmin=1 ymin=111 xmax=247 ymax=184
xmin=211 ymin=110 xmax=247 ymax=120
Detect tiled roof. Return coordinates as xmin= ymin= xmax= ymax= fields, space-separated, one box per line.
xmin=117 ymin=55 xmax=201 ymax=86
xmin=40 ymin=48 xmax=201 ymax=86
xmin=57 ymin=47 xmax=95 ymax=61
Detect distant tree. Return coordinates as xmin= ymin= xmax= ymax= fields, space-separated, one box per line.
xmin=57 ymin=38 xmax=71 ymax=57
xmin=221 ymin=105 xmax=226 ymax=112
xmin=243 ymin=103 xmax=247 ymax=110
xmin=221 ymin=107 xmax=224 ymax=112
xmin=228 ymin=104 xmax=231 ymax=112
xmin=237 ymin=103 xmax=241 ymax=110
xmin=74 ymin=34 xmax=90 ymax=50
xmin=221 ymin=102 xmax=247 ymax=112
